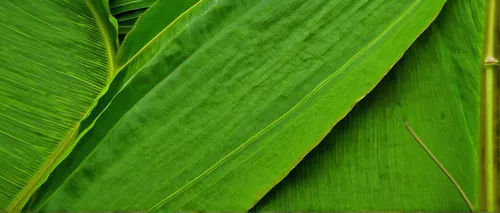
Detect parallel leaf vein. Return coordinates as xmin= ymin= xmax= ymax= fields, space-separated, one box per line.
xmin=149 ymin=0 xmax=423 ymax=209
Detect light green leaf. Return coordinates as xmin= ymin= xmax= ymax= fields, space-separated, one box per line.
xmin=31 ymin=0 xmax=445 ymax=211
xmin=102 ymin=0 xmax=120 ymax=43
xmin=0 ymin=0 xmax=117 ymax=211
xmin=254 ymin=0 xmax=484 ymax=211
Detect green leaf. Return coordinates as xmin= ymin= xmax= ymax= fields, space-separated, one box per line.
xmin=0 ymin=0 xmax=117 ymax=211
xmin=118 ymin=19 xmax=136 ymax=34
xmin=76 ymin=0 xmax=202 ymax=142
xmin=118 ymin=18 xmax=139 ymax=35
xmin=109 ymin=0 xmax=157 ymax=40
xmin=110 ymin=0 xmax=157 ymax=15
xmin=116 ymin=0 xmax=200 ymax=73
xmin=254 ymin=0 xmax=484 ymax=211
xmin=116 ymin=8 xmax=148 ymax=22
xmin=31 ymin=0 xmax=445 ymax=211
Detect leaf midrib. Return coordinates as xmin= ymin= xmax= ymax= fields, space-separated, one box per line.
xmin=148 ymin=0 xmax=423 ymax=209
xmin=5 ymin=0 xmax=117 ymax=211
xmin=6 ymin=125 xmax=79 ymax=212
xmin=86 ymin=0 xmax=116 ymax=77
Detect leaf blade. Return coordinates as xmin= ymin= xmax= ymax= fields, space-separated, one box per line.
xmin=0 ymin=0 xmax=117 ymax=211
xmin=33 ymin=0 xmax=446 ymax=211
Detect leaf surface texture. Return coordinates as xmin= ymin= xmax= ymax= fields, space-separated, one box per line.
xmin=32 ymin=0 xmax=445 ymax=211
xmin=0 ymin=0 xmax=117 ymax=211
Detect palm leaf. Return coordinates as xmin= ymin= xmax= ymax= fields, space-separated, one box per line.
xmin=28 ymin=0 xmax=446 ymax=211
xmin=254 ymin=0 xmax=484 ymax=211
xmin=0 ymin=0 xmax=117 ymax=211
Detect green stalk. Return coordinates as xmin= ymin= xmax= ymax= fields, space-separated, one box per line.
xmin=480 ymin=0 xmax=499 ymax=211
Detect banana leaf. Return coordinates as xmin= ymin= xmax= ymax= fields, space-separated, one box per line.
xmin=27 ymin=0 xmax=446 ymax=211
xmin=109 ymin=0 xmax=157 ymax=37
xmin=110 ymin=0 xmax=156 ymax=15
xmin=116 ymin=8 xmax=148 ymax=22
xmin=77 ymin=0 xmax=200 ymax=133
xmin=0 ymin=0 xmax=118 ymax=211
xmin=254 ymin=0 xmax=484 ymax=211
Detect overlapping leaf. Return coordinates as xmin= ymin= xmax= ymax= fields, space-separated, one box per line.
xmin=254 ymin=0 xmax=484 ymax=211
xmin=109 ymin=0 xmax=157 ymax=39
xmin=28 ymin=0 xmax=446 ymax=211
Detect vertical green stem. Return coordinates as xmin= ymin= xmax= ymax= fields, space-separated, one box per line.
xmin=480 ymin=0 xmax=499 ymax=211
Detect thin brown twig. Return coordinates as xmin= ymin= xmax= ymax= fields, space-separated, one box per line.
xmin=404 ymin=118 xmax=474 ymax=212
